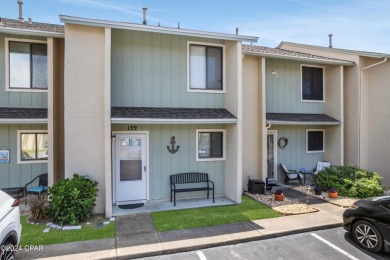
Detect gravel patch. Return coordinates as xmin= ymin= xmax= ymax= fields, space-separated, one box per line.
xmin=291 ymin=185 xmax=358 ymax=208
xmin=245 ymin=191 xmax=318 ymax=215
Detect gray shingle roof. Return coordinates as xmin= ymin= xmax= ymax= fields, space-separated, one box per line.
xmin=112 ymin=107 xmax=236 ymax=119
xmin=0 ymin=107 xmax=47 ymax=119
xmin=242 ymin=45 xmax=352 ymax=64
xmin=278 ymin=41 xmax=390 ymax=59
xmin=0 ymin=18 xmax=64 ymax=33
xmin=266 ymin=113 xmax=339 ymax=124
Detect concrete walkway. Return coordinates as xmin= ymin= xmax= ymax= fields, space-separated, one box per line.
xmin=16 ymin=188 xmax=346 ymax=260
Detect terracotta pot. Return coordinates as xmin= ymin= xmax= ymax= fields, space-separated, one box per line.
xmin=328 ymin=191 xmax=338 ymax=198
xmin=274 ymin=194 xmax=284 ymax=201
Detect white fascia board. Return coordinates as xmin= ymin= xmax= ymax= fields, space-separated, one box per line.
xmin=0 ymin=27 xmax=64 ymax=38
xmin=60 ymin=15 xmax=258 ymax=43
xmin=278 ymin=42 xmax=390 ymax=59
xmin=0 ymin=119 xmax=48 ymax=124
xmin=266 ymin=120 xmax=340 ymax=126
xmin=243 ymin=51 xmax=355 ymax=66
xmin=111 ymin=118 xmax=237 ymax=124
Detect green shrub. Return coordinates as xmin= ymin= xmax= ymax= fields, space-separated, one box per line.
xmin=46 ymin=174 xmax=99 ymax=225
xmin=313 ymin=165 xmax=383 ymax=198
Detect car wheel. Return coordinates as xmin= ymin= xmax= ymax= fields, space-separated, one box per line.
xmin=0 ymin=241 xmax=15 ymax=260
xmin=352 ymin=220 xmax=383 ymax=253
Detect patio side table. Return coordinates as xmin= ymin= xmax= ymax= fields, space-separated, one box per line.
xmin=299 ymin=171 xmax=312 ymax=183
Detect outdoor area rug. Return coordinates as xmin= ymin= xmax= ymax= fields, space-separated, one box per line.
xmin=118 ymin=203 xmax=144 ymax=209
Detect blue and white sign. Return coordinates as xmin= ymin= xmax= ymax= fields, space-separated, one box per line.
xmin=0 ymin=150 xmax=10 ymax=163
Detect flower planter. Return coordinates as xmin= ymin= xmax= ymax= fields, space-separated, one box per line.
xmin=328 ymin=191 xmax=338 ymax=198
xmin=274 ymin=194 xmax=284 ymax=201
xmin=314 ymin=186 xmax=322 ymax=195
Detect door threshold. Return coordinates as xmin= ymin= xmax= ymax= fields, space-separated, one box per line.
xmin=116 ymin=199 xmax=146 ymax=206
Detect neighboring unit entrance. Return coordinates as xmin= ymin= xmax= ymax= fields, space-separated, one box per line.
xmin=114 ymin=133 xmax=147 ymax=204
xmin=267 ymin=131 xmax=277 ymax=181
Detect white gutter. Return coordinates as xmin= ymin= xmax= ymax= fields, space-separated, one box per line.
xmin=266 ymin=121 xmax=340 ymax=126
xmin=0 ymin=27 xmax=64 ymax=38
xmin=60 ymin=15 xmax=258 ymax=43
xmin=243 ymin=51 xmax=354 ymax=66
xmin=0 ymin=119 xmax=48 ymax=124
xmin=111 ymin=118 xmax=237 ymax=124
xmin=358 ymin=57 xmax=388 ymax=167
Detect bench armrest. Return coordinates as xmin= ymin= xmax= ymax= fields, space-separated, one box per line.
xmin=208 ymin=180 xmax=214 ymax=189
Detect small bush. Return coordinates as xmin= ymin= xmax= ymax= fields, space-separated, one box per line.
xmin=274 ymin=189 xmax=283 ymax=195
xmin=313 ymin=165 xmax=383 ymax=198
xmin=28 ymin=194 xmax=47 ymax=223
xmin=46 ymin=174 xmax=99 ymax=225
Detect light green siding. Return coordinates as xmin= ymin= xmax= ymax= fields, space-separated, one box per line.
xmin=112 ymin=124 xmax=225 ymax=200
xmin=270 ymin=125 xmax=324 ymax=182
xmin=111 ymin=29 xmax=225 ymax=108
xmin=0 ymin=124 xmax=48 ymax=189
xmin=266 ymin=59 xmax=324 ymax=113
xmin=0 ymin=33 xmax=48 ymax=108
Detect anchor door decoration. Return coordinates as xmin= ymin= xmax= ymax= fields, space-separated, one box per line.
xmin=167 ymin=136 xmax=179 ymax=154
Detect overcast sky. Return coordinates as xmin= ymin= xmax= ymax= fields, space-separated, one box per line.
xmin=1 ymin=0 xmax=389 ymax=53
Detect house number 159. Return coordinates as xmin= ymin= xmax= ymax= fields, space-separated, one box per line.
xmin=128 ymin=125 xmax=138 ymax=131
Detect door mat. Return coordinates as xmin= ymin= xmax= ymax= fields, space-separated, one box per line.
xmin=118 ymin=203 xmax=144 ymax=209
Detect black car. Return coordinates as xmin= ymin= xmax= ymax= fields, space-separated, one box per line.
xmin=343 ymin=196 xmax=390 ymax=253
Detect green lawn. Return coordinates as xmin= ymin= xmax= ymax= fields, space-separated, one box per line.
xmin=20 ymin=216 xmax=116 ymax=246
xmin=151 ymin=196 xmax=282 ymax=232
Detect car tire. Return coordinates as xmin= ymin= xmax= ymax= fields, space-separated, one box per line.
xmin=0 ymin=240 xmax=15 ymax=260
xmin=352 ymin=220 xmax=383 ymax=253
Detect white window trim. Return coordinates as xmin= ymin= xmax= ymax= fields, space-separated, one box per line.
xmin=187 ymin=41 xmax=226 ymax=94
xmin=5 ymin=38 xmax=48 ymax=93
xmin=300 ymin=64 xmax=325 ymax=103
xmin=196 ymin=129 xmax=226 ymax=161
xmin=306 ymin=129 xmax=325 ymax=153
xmin=17 ymin=130 xmax=48 ymax=164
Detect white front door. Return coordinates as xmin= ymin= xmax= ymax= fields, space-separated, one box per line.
xmin=115 ymin=133 xmax=147 ymax=204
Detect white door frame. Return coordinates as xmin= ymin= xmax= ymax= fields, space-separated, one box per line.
xmin=112 ymin=131 xmax=149 ymax=204
xmin=267 ymin=130 xmax=278 ymax=181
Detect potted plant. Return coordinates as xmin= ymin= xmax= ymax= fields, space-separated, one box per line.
xmin=274 ymin=189 xmax=284 ymax=201
xmin=314 ymin=185 xmax=322 ymax=195
xmin=328 ymin=187 xmax=338 ymax=198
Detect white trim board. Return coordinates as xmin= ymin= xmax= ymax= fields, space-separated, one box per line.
xmin=60 ymin=15 xmax=258 ymax=43
xmin=111 ymin=118 xmax=237 ymax=124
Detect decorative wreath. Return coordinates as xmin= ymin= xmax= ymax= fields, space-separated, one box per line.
xmin=278 ymin=137 xmax=288 ymax=149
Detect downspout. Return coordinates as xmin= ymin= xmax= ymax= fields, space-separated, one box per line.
xmin=358 ymin=57 xmax=388 ymax=167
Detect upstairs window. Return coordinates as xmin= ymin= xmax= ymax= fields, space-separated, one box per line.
xmin=301 ymin=65 xmax=324 ymax=101
xmin=306 ymin=129 xmax=325 ymax=153
xmin=6 ymin=39 xmax=48 ymax=90
xmin=196 ymin=129 xmax=225 ymax=161
xmin=188 ymin=42 xmax=224 ymax=92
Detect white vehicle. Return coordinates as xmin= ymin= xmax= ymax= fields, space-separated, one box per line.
xmin=0 ymin=190 xmax=22 ymax=260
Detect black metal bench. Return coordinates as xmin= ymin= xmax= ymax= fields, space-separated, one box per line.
xmin=170 ymin=172 xmax=214 ymax=206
